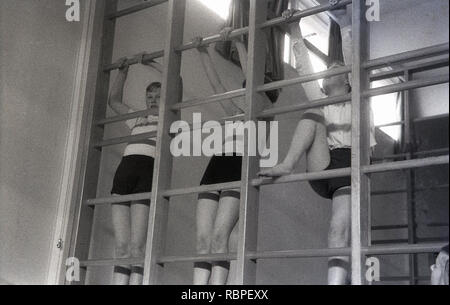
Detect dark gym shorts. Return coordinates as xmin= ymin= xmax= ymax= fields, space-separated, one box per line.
xmin=111 ymin=155 xmax=154 ymax=201
xmin=198 ymin=154 xmax=242 ymax=201
xmin=309 ymin=148 xmax=351 ymax=199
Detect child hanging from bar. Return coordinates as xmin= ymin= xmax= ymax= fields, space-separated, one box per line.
xmin=191 ymin=23 xmax=281 ymax=284
xmin=258 ymin=7 xmax=377 ymax=285
xmin=107 ymin=54 xmax=182 ymax=285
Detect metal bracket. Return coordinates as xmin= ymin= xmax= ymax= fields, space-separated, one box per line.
xmin=56 ymin=238 xmax=63 ymax=249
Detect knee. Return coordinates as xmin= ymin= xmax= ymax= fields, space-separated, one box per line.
xmin=328 ymin=223 xmax=349 ymax=245
xmin=115 ymin=242 xmax=130 ymax=258
xmin=211 ymin=229 xmax=229 ymax=253
xmin=130 ymin=242 xmax=146 ymax=258
xmin=196 ymin=234 xmax=211 ymax=254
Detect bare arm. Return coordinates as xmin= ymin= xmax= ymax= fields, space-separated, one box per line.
xmin=193 ymin=37 xmax=243 ymax=116
xmin=219 ymin=27 xmax=273 ymax=113
xmin=283 ymin=10 xmax=324 ymax=102
xmin=234 ymin=40 xmax=248 ymax=76
xmin=331 ymin=5 xmax=352 ymax=80
xmin=108 ymin=57 xmax=131 ymax=115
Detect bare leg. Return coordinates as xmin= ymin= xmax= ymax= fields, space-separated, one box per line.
xmin=194 ymin=196 xmax=219 ymax=285
xmin=129 ymin=200 xmax=150 ymax=285
xmin=226 ymin=223 xmax=239 ymax=285
xmin=258 ymin=109 xmax=329 ymax=177
xmin=210 ymin=194 xmax=240 ymax=285
xmin=111 ymin=200 xmax=131 ymax=285
xmin=327 ymin=187 xmax=351 ymax=285
xmin=305 ymin=114 xmax=330 ymax=173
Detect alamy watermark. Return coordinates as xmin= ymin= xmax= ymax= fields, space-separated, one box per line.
xmin=365 ymin=0 xmax=381 ymax=22
xmin=169 ymin=113 xmax=279 ymax=167
xmin=66 ymin=257 xmax=80 ymax=282
xmin=366 ymin=257 xmax=381 ymax=283
xmin=65 ymin=0 xmax=80 ymax=22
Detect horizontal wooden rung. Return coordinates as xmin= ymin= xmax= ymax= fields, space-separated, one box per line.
xmin=106 ymin=0 xmax=168 ymax=20
xmin=246 ymin=247 xmax=351 ymax=260
xmin=103 ymin=50 xmax=164 ymax=72
xmin=369 ymin=56 xmax=449 ymax=82
xmin=257 ymin=65 xmax=351 ymax=93
xmin=92 ymin=132 xmax=157 ymax=148
xmin=172 ymin=89 xmax=246 ymax=111
xmin=371 ymin=224 xmax=409 ymax=231
xmin=86 ymin=192 xmax=151 ymax=206
xmin=80 ymin=257 xmax=144 ymax=267
xmin=363 ymin=243 xmax=447 ymax=255
xmin=364 ymin=43 xmax=449 ymax=69
xmin=157 ymin=253 xmax=236 ymax=264
xmin=364 ymin=74 xmax=449 ymax=99
xmin=259 ymin=93 xmax=351 ymax=119
xmin=363 ymin=155 xmax=449 ymax=174
xmin=162 ymin=181 xmax=241 ymax=198
xmin=160 ymin=157 xmax=447 ymax=198
xmin=152 ymin=243 xmax=446 ymax=266
xmin=253 ymin=168 xmax=351 ymax=187
xmin=372 ymin=148 xmax=449 ymax=162
xmin=372 ymin=223 xmax=448 ymax=230
xmin=95 ymin=109 xmax=156 ymax=126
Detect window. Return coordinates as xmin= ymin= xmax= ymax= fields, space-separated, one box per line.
xmin=371 ymin=80 xmax=402 ymax=141
xmin=197 ymin=0 xmax=232 ymax=20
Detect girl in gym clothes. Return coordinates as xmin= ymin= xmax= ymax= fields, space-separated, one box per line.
xmin=107 ymin=56 xmax=180 ymax=285
xmin=192 ymin=30 xmax=279 ymax=285
xmin=258 ymin=8 xmax=377 ymax=285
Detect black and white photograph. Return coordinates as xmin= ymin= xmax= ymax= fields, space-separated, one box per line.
xmin=0 ymin=0 xmax=448 ymax=290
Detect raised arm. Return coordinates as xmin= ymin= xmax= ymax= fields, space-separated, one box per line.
xmin=108 ymin=57 xmax=132 ymax=115
xmin=218 ymin=27 xmax=274 ymax=113
xmin=193 ymin=37 xmax=243 ymax=117
xmin=283 ymin=10 xmax=324 ymax=102
xmin=329 ymin=6 xmax=352 ymax=58
xmin=330 ymin=5 xmax=352 ymax=81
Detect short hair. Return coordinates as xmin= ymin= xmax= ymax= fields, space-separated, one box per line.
xmin=242 ymin=74 xmax=280 ymax=104
xmin=146 ymin=82 xmax=161 ymax=93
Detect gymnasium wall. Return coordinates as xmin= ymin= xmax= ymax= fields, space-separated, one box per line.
xmin=0 ymin=1 xmax=84 ymax=284
xmin=368 ymin=0 xmax=449 ymax=119
xmin=87 ymin=0 xmax=448 ymax=285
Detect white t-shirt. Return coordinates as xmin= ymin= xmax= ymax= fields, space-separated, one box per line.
xmin=124 ymin=109 xmax=158 ymax=158
xmin=291 ymin=37 xmax=377 ymax=150
xmin=222 ymin=133 xmax=245 ymax=155
xmin=322 ymin=103 xmax=377 ymax=150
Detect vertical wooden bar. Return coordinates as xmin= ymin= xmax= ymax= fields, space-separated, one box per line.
xmin=67 ymin=0 xmax=118 ymax=284
xmin=143 ymin=0 xmax=185 ymax=285
xmin=235 ymin=0 xmax=268 ymax=285
xmin=350 ymin=0 xmax=371 ymax=285
xmin=403 ymin=70 xmax=418 ymax=285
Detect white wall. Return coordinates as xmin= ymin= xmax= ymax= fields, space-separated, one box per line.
xmin=0 ymin=0 xmax=84 ymax=284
